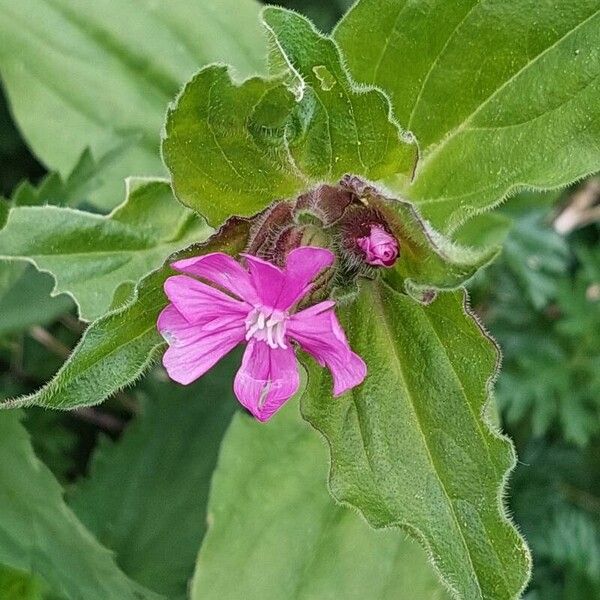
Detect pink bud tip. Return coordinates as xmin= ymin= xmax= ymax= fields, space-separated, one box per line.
xmin=357 ymin=225 xmax=399 ymax=267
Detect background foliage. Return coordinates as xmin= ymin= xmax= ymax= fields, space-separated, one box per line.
xmin=0 ymin=1 xmax=598 ymax=599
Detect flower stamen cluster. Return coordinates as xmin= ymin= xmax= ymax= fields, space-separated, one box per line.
xmin=245 ymin=307 xmax=288 ymax=349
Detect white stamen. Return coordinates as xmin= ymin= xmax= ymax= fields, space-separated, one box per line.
xmin=245 ymin=307 xmax=288 ymax=349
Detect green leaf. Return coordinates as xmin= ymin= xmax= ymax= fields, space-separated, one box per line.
xmin=23 ymin=409 xmax=78 ymax=484
xmin=335 ymin=0 xmax=600 ymax=231
xmin=0 ymin=218 xmax=251 ymax=411
xmin=69 ymin=365 xmax=238 ymax=599
xmin=262 ymin=8 xmax=416 ymax=179
xmin=453 ymin=213 xmax=513 ymax=250
xmin=163 ymin=67 xmax=304 ymax=227
xmin=162 ymin=7 xmax=416 ymax=227
xmin=0 ymin=564 xmax=49 ymax=600
xmin=0 ymin=0 xmax=266 ymax=209
xmin=302 ymin=281 xmax=531 ymax=599
xmin=0 ymin=411 xmax=160 ymax=600
xmin=11 ymin=146 xmax=133 ymax=208
xmin=0 ymin=264 xmax=72 ymax=335
xmin=192 ymin=400 xmax=449 ymax=600
xmin=0 ymin=179 xmax=211 ymax=321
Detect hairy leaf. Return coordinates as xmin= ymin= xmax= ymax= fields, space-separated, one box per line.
xmin=163 ymin=67 xmax=303 ymax=226
xmin=302 ymin=282 xmax=531 ymax=599
xmin=0 ymin=179 xmax=211 ymax=321
xmin=453 ymin=213 xmax=513 ymax=250
xmin=192 ymin=400 xmax=448 ymax=600
xmin=262 ymin=8 xmax=416 ymax=180
xmin=336 ymin=0 xmax=600 ymax=231
xmin=0 ymin=0 xmax=266 ymax=209
xmin=163 ymin=7 xmax=416 ymax=227
xmin=0 ymin=218 xmax=251 ymax=410
xmin=0 ymin=412 xmax=159 ymax=600
xmin=69 ymin=366 xmax=238 ymax=599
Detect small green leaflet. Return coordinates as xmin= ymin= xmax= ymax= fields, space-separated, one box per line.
xmin=302 ymin=282 xmax=531 ymax=599
xmin=162 ymin=7 xmax=416 ymax=227
xmin=0 ymin=179 xmax=211 ymax=321
xmin=69 ymin=368 xmax=239 ymax=599
xmin=192 ymin=400 xmax=449 ymax=600
xmin=0 ymin=412 xmax=160 ymax=600
xmin=335 ymin=0 xmax=600 ymax=231
xmin=0 ymin=218 xmax=251 ymax=411
xmin=501 ymin=211 xmax=570 ymax=310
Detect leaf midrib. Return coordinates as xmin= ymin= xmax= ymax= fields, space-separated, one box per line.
xmin=370 ymin=281 xmax=484 ymax=599
xmin=416 ymin=6 xmax=600 ymax=172
xmin=407 ymin=0 xmax=482 ymax=130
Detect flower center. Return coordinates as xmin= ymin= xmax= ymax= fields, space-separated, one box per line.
xmin=245 ymin=306 xmax=288 ymax=349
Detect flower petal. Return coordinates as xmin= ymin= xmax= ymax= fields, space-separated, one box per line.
xmin=277 ymin=246 xmax=335 ymax=309
xmin=288 ymin=304 xmax=366 ymax=396
xmin=242 ymin=254 xmax=287 ymax=309
xmin=164 ymin=275 xmax=249 ymax=325
xmin=243 ymin=246 xmax=335 ymax=310
xmin=171 ymin=252 xmax=259 ymax=304
xmin=157 ymin=304 xmax=245 ymax=385
xmin=233 ymin=339 xmax=300 ymax=422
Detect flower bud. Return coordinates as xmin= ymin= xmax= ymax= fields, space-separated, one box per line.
xmin=357 ymin=225 xmax=399 ymax=267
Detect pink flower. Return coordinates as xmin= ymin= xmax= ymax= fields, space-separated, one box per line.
xmin=357 ymin=225 xmax=399 ymax=267
xmin=157 ymin=246 xmax=367 ymax=422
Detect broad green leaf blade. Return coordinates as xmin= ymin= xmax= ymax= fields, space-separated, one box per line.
xmin=69 ymin=367 xmax=238 ymax=599
xmin=0 ymin=0 xmax=266 ymax=209
xmin=192 ymin=400 xmax=449 ymax=600
xmin=0 ymin=179 xmax=211 ymax=321
xmin=262 ymin=7 xmax=416 ymax=180
xmin=335 ymin=0 xmax=600 ymax=231
xmin=163 ymin=66 xmax=304 ymax=226
xmin=0 ymin=412 xmax=160 ymax=600
xmin=163 ymin=8 xmax=416 ymax=227
xmin=302 ymin=282 xmax=531 ymax=599
xmin=0 ymin=218 xmax=251 ymax=410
